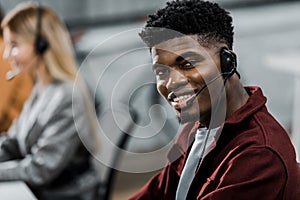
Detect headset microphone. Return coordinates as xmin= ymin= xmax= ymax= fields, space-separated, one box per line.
xmin=5 ymin=47 xmax=21 ymax=80
xmin=5 ymin=55 xmax=41 ymax=81
xmin=186 ymin=72 xmax=232 ymax=106
xmin=6 ymin=68 xmax=21 ymax=81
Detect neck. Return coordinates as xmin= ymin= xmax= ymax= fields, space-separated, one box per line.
xmin=202 ymin=75 xmax=249 ymax=128
xmin=225 ymin=75 xmax=249 ymax=118
xmin=35 ymin=59 xmax=53 ymax=92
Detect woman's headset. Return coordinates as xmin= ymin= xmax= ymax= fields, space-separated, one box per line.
xmin=35 ymin=0 xmax=49 ymax=55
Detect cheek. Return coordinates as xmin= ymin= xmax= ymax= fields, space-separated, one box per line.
xmin=198 ymin=91 xmax=212 ymax=106
xmin=189 ymin=73 xmax=202 ymax=85
xmin=183 ymin=69 xmax=204 ymax=88
xmin=18 ymin=48 xmax=35 ymax=63
xmin=156 ymin=80 xmax=168 ymax=99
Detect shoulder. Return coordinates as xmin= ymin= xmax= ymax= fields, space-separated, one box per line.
xmin=49 ymin=80 xmax=87 ymax=105
xmin=51 ymin=80 xmax=74 ymax=96
xmin=40 ymin=80 xmax=79 ymax=115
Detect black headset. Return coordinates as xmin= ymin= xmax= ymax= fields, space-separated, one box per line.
xmin=220 ymin=47 xmax=239 ymax=79
xmin=35 ymin=0 xmax=49 ymax=55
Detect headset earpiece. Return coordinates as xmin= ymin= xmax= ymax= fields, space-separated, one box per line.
xmin=35 ymin=2 xmax=49 ymax=55
xmin=35 ymin=34 xmax=48 ymax=55
xmin=220 ymin=48 xmax=237 ymax=79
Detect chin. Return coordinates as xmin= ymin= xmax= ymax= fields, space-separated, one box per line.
xmin=177 ymin=111 xmax=201 ymax=124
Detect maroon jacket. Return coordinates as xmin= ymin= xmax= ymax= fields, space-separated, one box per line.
xmin=130 ymin=87 xmax=300 ymax=200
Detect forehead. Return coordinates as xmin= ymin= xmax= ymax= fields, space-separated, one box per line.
xmin=151 ymin=35 xmax=214 ymax=63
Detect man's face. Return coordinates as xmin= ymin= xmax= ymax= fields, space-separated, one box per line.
xmin=151 ymin=35 xmax=225 ymax=124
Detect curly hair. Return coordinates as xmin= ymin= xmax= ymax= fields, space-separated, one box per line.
xmin=139 ymin=0 xmax=234 ymax=49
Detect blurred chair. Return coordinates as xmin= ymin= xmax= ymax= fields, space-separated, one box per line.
xmin=95 ymin=105 xmax=138 ymax=200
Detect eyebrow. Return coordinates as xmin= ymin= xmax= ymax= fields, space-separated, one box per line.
xmin=175 ymin=51 xmax=202 ymax=62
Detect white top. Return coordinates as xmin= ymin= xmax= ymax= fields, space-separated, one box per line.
xmin=176 ymin=126 xmax=220 ymax=200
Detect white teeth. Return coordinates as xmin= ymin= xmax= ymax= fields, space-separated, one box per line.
xmin=173 ymin=94 xmax=192 ymax=103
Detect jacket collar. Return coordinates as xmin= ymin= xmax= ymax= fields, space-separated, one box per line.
xmin=225 ymin=86 xmax=266 ymax=125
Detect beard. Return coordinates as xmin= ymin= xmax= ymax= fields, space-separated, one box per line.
xmin=176 ymin=106 xmax=201 ymax=124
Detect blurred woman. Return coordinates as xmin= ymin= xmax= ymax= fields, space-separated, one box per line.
xmin=0 ymin=2 xmax=100 ymax=200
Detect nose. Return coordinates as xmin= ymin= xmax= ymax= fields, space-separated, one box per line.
xmin=166 ymin=68 xmax=187 ymax=91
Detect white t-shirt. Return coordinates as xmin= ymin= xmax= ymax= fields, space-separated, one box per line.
xmin=176 ymin=126 xmax=220 ymax=200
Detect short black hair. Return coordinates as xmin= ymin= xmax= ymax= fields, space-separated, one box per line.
xmin=139 ymin=0 xmax=234 ymax=49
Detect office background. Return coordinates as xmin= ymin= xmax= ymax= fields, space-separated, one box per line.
xmin=1 ymin=0 xmax=300 ymax=199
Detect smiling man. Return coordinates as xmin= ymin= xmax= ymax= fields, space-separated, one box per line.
xmin=130 ymin=0 xmax=300 ymax=200
xmin=150 ymin=34 xmax=248 ymax=127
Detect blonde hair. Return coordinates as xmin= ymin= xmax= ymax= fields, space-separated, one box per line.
xmin=1 ymin=2 xmax=77 ymax=81
xmin=2 ymin=2 xmax=102 ymax=160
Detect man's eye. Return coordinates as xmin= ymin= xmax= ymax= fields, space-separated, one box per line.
xmin=153 ymin=64 xmax=169 ymax=76
xmin=180 ymin=61 xmax=194 ymax=69
xmin=155 ymin=68 xmax=169 ymax=76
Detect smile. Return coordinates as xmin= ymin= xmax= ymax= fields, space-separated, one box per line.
xmin=173 ymin=94 xmax=193 ymax=103
xmin=168 ymin=89 xmax=199 ymax=110
xmin=168 ymin=88 xmax=199 ymax=102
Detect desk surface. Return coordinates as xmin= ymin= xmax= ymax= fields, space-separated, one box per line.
xmin=0 ymin=181 xmax=37 ymax=200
